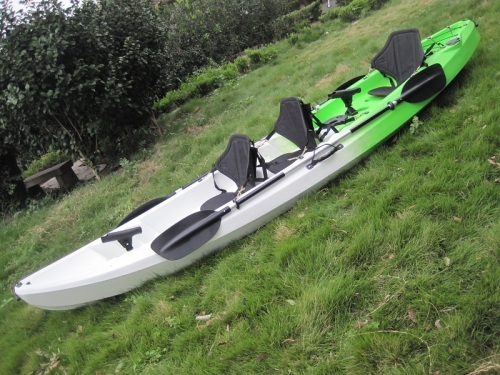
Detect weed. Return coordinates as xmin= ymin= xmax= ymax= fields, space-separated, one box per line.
xmin=119 ymin=158 xmax=138 ymax=175
xmin=410 ymin=115 xmax=423 ymax=135
xmin=22 ymin=150 xmax=70 ymax=178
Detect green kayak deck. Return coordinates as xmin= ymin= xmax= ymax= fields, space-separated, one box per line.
xmin=312 ymin=19 xmax=480 ymax=156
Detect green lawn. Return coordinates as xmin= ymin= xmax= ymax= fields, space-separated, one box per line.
xmin=1 ymin=0 xmax=499 ymax=373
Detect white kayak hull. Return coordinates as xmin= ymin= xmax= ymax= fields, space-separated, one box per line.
xmin=14 ymin=132 xmax=366 ymax=310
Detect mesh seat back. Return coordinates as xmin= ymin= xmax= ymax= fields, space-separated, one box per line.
xmin=214 ymin=134 xmax=255 ymax=189
xmin=371 ymin=29 xmax=424 ymax=85
xmin=274 ymin=97 xmax=316 ymax=151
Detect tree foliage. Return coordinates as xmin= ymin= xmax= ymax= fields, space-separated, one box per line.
xmin=0 ymin=0 xmax=317 ymax=209
xmin=161 ymin=0 xmax=314 ymax=91
xmin=0 ymin=0 xmax=168 ymax=166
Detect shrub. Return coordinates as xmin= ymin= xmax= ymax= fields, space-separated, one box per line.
xmin=274 ymin=1 xmax=323 ymax=39
xmin=0 ymin=0 xmax=169 ymax=171
xmin=154 ymin=63 xmax=240 ymax=113
xmin=320 ymin=0 xmax=389 ymax=23
xmin=245 ymin=46 xmax=279 ymax=65
xmin=234 ymin=56 xmax=252 ymax=74
xmin=154 ymin=43 xmax=281 ymax=113
xmin=22 ymin=150 xmax=70 ymax=178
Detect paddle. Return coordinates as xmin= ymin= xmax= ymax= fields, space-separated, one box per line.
xmin=151 ymin=64 xmax=446 ymax=260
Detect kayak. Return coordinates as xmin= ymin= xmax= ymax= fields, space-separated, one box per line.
xmin=14 ymin=19 xmax=480 ymax=310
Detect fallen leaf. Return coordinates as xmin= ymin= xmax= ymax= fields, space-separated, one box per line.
xmin=226 ymin=324 xmax=230 ymax=332
xmin=195 ymin=314 xmax=212 ymax=321
xmin=286 ymin=299 xmax=296 ymax=306
xmin=217 ymin=341 xmax=228 ymax=346
xmin=435 ymin=319 xmax=442 ymax=329
xmin=452 ymin=216 xmax=462 ymax=223
xmin=257 ymin=353 xmax=267 ymax=362
xmin=356 ymin=320 xmax=368 ymax=329
xmin=115 ymin=360 xmax=124 ymax=373
xmin=408 ymin=309 xmax=417 ymax=324
xmin=488 ymin=156 xmax=500 ymax=167
xmin=282 ymin=338 xmax=295 ymax=344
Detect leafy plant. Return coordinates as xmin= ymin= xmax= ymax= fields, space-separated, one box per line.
xmin=321 ymin=0 xmax=390 ymax=22
xmin=0 ymin=0 xmax=168 ymax=175
xmin=274 ymin=0 xmax=322 ymax=39
xmin=234 ymin=55 xmax=252 ymax=74
xmin=119 ymin=158 xmax=138 ymax=176
xmin=245 ymin=46 xmax=279 ymax=65
xmin=22 ymin=150 xmax=69 ymax=178
xmin=410 ymin=116 xmax=423 ymax=135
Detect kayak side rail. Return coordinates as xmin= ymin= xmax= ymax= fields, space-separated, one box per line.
xmin=181 ymin=171 xmax=210 ymax=190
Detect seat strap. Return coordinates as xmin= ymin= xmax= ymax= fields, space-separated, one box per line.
xmin=312 ymin=113 xmax=339 ymax=134
xmin=211 ymin=168 xmax=227 ymax=193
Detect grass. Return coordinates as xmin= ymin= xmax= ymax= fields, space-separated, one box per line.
xmin=1 ymin=0 xmax=499 ymax=373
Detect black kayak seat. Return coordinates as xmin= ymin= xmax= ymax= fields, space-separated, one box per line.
xmin=369 ymin=28 xmax=425 ymax=97
xmin=201 ymin=134 xmax=265 ymax=211
xmin=202 ymin=98 xmax=317 ymax=209
xmin=266 ymin=97 xmax=317 ymax=173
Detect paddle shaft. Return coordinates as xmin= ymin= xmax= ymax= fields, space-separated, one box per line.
xmin=167 ymin=170 xmax=286 ymax=248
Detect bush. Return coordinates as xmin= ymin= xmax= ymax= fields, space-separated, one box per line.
xmin=161 ymin=0 xmax=294 ymax=92
xmin=288 ymin=24 xmax=324 ymax=47
xmin=245 ymin=46 xmax=279 ymax=65
xmin=336 ymin=0 xmax=355 ymax=6
xmin=0 ymin=148 xmax=27 ymax=213
xmin=234 ymin=55 xmax=252 ymax=74
xmin=0 ymin=0 xmax=169 ymax=171
xmin=22 ymin=150 xmax=70 ymax=178
xmin=320 ymin=0 xmax=389 ymax=22
xmin=155 ymin=63 xmax=240 ymax=113
xmin=274 ymin=1 xmax=323 ymax=39
xmin=154 ymin=44 xmax=280 ymax=113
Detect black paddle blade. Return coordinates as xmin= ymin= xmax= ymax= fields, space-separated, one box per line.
xmin=151 ymin=208 xmax=230 ymax=260
xmin=402 ymin=64 xmax=447 ymax=103
xmin=117 ymin=196 xmax=168 ymax=227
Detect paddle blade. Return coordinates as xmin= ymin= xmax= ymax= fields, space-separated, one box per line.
xmin=151 ymin=208 xmax=229 ymax=260
xmin=402 ymin=64 xmax=447 ymax=103
xmin=117 ymin=196 xmax=168 ymax=227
